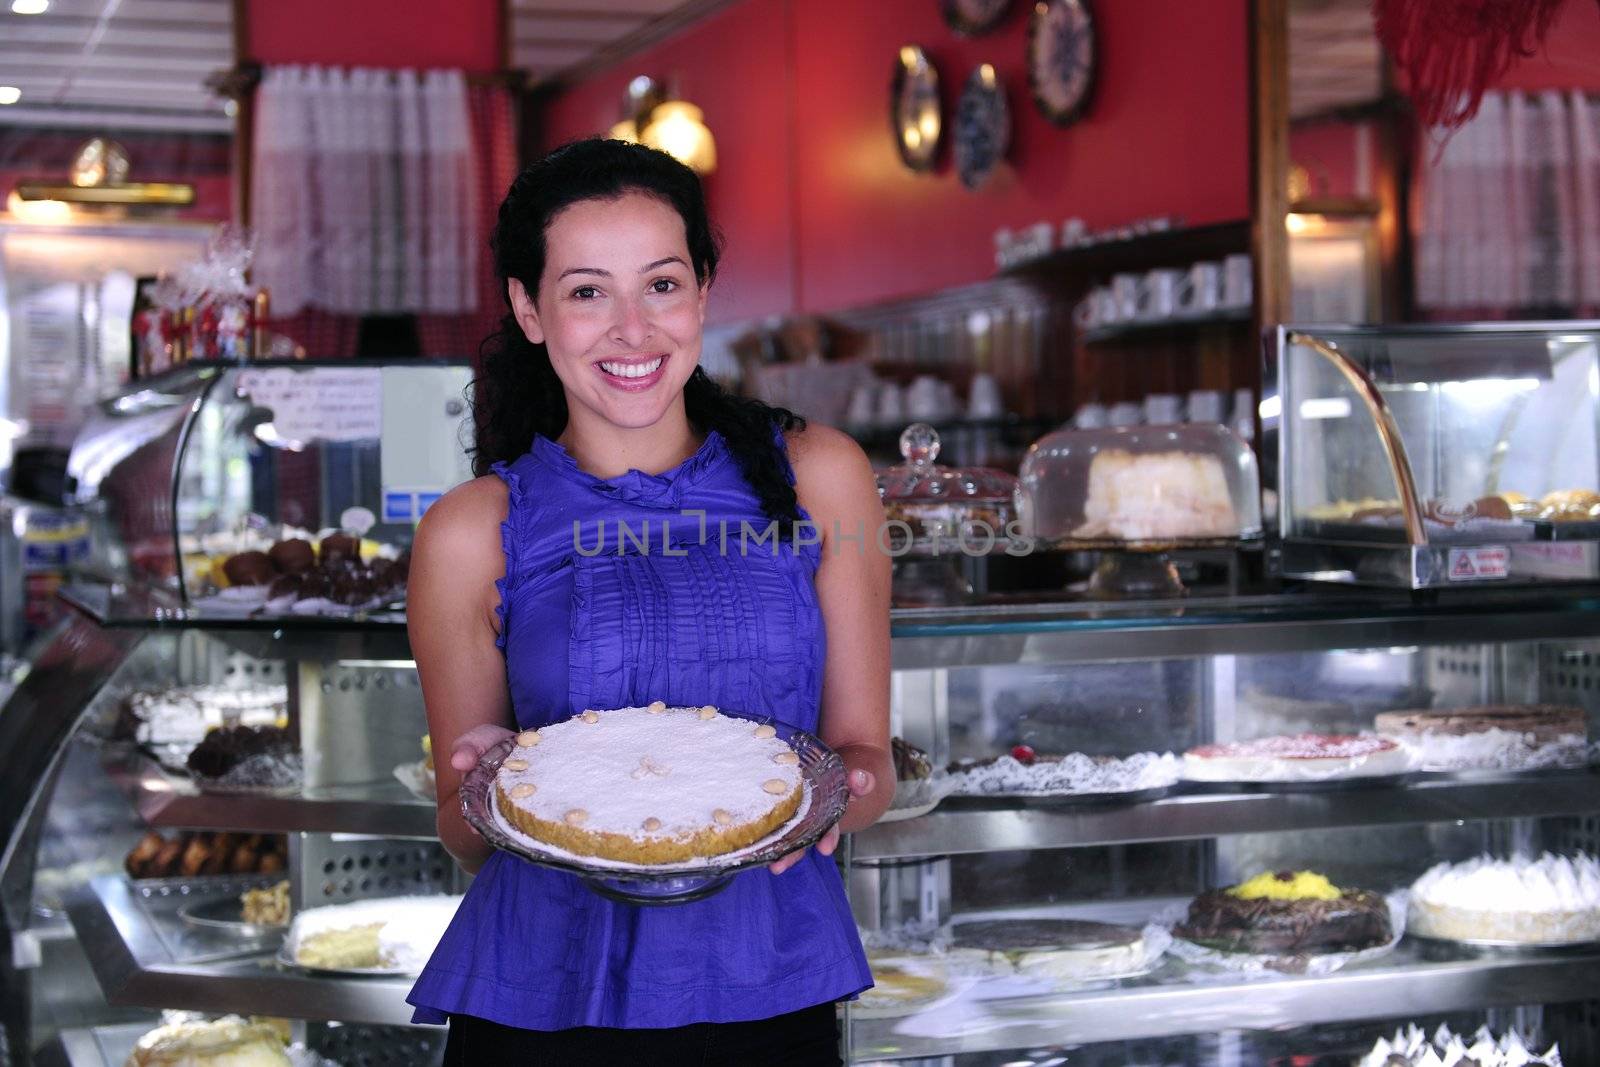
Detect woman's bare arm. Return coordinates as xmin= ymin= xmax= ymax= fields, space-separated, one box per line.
xmin=769 ymin=423 xmax=893 ymax=874
xmin=408 ymin=475 xmax=516 ymax=874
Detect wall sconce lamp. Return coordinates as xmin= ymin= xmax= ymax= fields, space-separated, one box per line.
xmin=608 ymin=76 xmax=717 ymax=176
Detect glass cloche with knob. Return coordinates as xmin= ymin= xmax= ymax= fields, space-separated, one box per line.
xmin=1016 ymin=422 xmax=1263 ymax=547
xmin=876 ymin=422 xmax=1019 ymax=551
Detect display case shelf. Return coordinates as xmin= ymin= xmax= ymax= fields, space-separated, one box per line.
xmin=39 ymin=1022 xmax=150 ymax=1067
xmin=851 ymin=769 xmax=1600 ymax=860
xmin=66 ymin=876 xmax=420 ymax=1027
xmin=849 ymin=940 xmax=1600 ymax=1058
xmin=106 ymin=752 xmax=437 ymax=838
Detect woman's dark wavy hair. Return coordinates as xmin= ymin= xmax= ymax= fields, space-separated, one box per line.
xmin=471 ymin=137 xmax=806 ymax=532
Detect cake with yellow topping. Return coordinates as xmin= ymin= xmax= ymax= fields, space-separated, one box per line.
xmin=124 ymin=1015 xmax=290 ymax=1066
xmin=494 ymin=703 xmax=805 ymax=864
xmin=1174 ymin=870 xmax=1391 ymax=955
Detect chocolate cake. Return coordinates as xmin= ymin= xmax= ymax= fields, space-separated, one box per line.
xmin=186 ymin=724 xmax=299 ymax=787
xmin=891 ymin=737 xmax=932 ymax=781
xmin=1175 ymin=870 xmax=1391 ymax=955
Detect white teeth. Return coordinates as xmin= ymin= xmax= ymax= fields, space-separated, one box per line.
xmin=599 ymin=357 xmax=664 ymax=379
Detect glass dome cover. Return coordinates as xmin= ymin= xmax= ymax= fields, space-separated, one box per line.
xmin=1017 ymin=422 xmax=1262 ymax=546
xmin=878 ymin=422 xmax=1017 ymax=505
xmin=877 ymin=423 xmax=1018 ymax=547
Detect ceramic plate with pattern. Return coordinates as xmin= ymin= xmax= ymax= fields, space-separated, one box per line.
xmin=953 ymin=63 xmax=1011 ymax=190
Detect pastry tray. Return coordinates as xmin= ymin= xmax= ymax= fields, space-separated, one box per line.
xmin=945 ymin=784 xmax=1177 ymax=808
xmin=1181 ymin=773 xmax=1418 ymax=793
xmin=461 ymin=716 xmax=850 ymax=906
xmin=275 ymin=944 xmax=418 ymax=978
xmin=178 ymin=895 xmax=287 ymax=938
xmin=1406 ymin=930 xmax=1600 ymax=951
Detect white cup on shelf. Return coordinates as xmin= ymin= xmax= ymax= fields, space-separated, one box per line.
xmin=1182 ymin=261 xmax=1223 ymax=314
xmin=1107 ymin=402 xmax=1143 ymax=427
xmin=1144 ymin=393 xmax=1182 ymax=425
xmin=1186 ymin=389 xmax=1224 ymax=424
xmin=1222 ymin=253 xmax=1253 ymax=309
xmin=968 ymin=373 xmax=1003 ymax=419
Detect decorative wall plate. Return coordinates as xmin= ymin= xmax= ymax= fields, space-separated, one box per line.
xmin=941 ymin=0 xmax=1014 ymax=36
xmin=892 ymin=45 xmax=942 ymax=172
xmin=1028 ymin=0 xmax=1098 ymax=126
xmin=953 ymin=63 xmax=1011 ymax=190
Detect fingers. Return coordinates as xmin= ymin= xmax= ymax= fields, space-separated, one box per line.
xmin=449 ymin=725 xmax=514 ymax=771
xmin=769 ymin=850 xmax=805 ymax=875
xmin=815 ymin=824 xmax=841 ymax=858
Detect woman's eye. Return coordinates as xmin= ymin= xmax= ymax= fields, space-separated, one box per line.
xmin=572 ymin=286 xmax=600 ymax=300
xmin=650 ymin=278 xmax=678 ymax=294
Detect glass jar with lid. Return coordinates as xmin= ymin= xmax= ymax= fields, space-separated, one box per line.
xmin=876 ymin=422 xmax=1018 ymax=552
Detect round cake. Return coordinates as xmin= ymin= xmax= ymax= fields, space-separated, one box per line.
xmin=948 ymin=918 xmax=1151 ymax=981
xmin=1174 ymin=870 xmax=1392 ymax=955
xmin=494 ymin=703 xmax=804 ymax=864
xmin=1374 ymin=705 xmax=1588 ymax=771
xmin=1182 ymin=733 xmax=1407 ymax=783
xmin=125 ymin=1015 xmax=290 ymax=1067
xmin=1408 ymin=853 xmax=1600 ymax=944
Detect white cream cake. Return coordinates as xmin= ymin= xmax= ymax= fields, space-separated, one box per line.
xmin=1073 ymin=449 xmax=1239 ymax=542
xmin=1409 ymin=853 xmax=1600 ymax=944
xmin=494 ymin=703 xmax=804 ymax=864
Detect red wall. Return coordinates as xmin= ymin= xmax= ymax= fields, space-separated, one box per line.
xmin=1498 ymin=1 xmax=1600 ymax=91
xmin=542 ymin=0 xmax=1250 ymax=322
xmin=245 ymin=0 xmax=502 ymax=72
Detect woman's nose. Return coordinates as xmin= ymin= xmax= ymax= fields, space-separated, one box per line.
xmin=610 ymin=297 xmax=652 ymax=348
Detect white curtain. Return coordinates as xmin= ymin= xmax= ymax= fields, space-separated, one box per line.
xmin=1416 ymin=90 xmax=1600 ymax=312
xmin=251 ymin=65 xmax=478 ymax=317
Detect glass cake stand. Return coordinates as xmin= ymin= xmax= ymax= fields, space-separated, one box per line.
xmin=461 ymin=717 xmax=850 ymax=905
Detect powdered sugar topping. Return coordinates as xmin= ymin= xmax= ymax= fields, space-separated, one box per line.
xmin=496 ymin=705 xmax=801 ymax=838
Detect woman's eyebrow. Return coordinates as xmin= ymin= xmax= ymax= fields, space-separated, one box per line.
xmin=556 ymin=266 xmax=609 ymax=280
xmin=640 ymin=256 xmax=687 ymax=273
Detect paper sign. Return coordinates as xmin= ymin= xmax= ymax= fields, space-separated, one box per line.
xmin=236 ymin=367 xmax=381 ymax=444
xmin=1512 ymin=541 xmax=1598 ymax=580
xmin=1446 ymin=545 xmax=1509 ymax=582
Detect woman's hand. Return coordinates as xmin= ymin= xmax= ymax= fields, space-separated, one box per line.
xmin=449 ymin=724 xmax=518 ymax=775
xmin=769 ymin=768 xmax=875 ymax=875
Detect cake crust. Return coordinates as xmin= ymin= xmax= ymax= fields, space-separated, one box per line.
xmin=493 ymin=705 xmax=804 ymax=864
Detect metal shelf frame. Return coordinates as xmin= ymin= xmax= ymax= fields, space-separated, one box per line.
xmin=850 ymin=943 xmax=1600 ymax=1059
xmin=66 ymin=876 xmax=421 ymax=1027
xmin=852 ymin=770 xmax=1600 ymax=860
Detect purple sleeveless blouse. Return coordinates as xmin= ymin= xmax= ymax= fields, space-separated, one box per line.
xmin=407 ymin=428 xmax=872 ymax=1030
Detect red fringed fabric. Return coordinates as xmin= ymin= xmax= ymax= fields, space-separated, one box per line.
xmin=1375 ymin=0 xmax=1583 ymax=128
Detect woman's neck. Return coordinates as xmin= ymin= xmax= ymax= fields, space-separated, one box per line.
xmin=557 ymin=406 xmax=702 ymax=480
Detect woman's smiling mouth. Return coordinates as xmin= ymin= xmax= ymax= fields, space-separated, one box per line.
xmin=596 ymin=355 xmax=668 ymax=389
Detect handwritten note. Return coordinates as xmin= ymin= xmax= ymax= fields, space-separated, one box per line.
xmin=236 ymin=367 xmax=381 ymax=444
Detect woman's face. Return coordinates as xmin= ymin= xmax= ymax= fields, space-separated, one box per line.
xmin=510 ymin=191 xmax=707 ymax=433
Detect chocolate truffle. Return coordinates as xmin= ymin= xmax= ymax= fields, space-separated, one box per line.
xmin=268 ymin=538 xmax=315 ymax=575
xmin=319 ymin=533 xmax=361 ymax=563
xmin=222 ymin=551 xmax=276 ymax=587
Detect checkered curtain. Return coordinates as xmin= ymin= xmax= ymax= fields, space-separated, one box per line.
xmin=1416 ymin=89 xmax=1600 ymax=314
xmin=253 ymin=68 xmax=512 ymax=358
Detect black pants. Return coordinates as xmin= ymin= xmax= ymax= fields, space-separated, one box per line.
xmin=441 ymin=1002 xmax=841 ymax=1066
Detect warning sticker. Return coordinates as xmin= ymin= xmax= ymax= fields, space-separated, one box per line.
xmin=1447 ymin=545 xmax=1509 ymax=582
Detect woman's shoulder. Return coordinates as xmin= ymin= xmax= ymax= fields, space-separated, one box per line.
xmin=783 ymin=421 xmax=879 ymax=519
xmin=412 ymin=474 xmax=509 ymax=568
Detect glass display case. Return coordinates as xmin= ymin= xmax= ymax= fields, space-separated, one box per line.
xmin=1268 ymin=323 xmax=1600 ymax=588
xmin=3 ymin=371 xmax=1600 ymax=1066
xmin=64 ymin=359 xmax=472 ymax=618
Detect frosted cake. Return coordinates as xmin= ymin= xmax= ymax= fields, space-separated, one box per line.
xmin=494 ymin=702 xmax=804 ymax=864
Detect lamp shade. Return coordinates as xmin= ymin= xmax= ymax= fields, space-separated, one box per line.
xmin=640 ymin=100 xmax=717 ymax=175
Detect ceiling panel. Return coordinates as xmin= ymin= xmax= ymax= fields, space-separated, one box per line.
xmin=510 ymin=0 xmax=736 ymax=85
xmin=0 ymin=0 xmax=231 ymax=132
xmin=1288 ymin=0 xmax=1385 ymax=120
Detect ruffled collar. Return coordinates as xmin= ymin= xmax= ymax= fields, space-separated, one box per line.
xmin=531 ymin=430 xmax=730 ymax=509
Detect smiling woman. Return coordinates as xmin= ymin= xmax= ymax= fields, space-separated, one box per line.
xmin=404 ymin=138 xmax=891 ymax=1065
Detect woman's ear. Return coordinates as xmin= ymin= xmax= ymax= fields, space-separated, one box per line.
xmin=508 ymin=279 xmax=544 ymax=345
